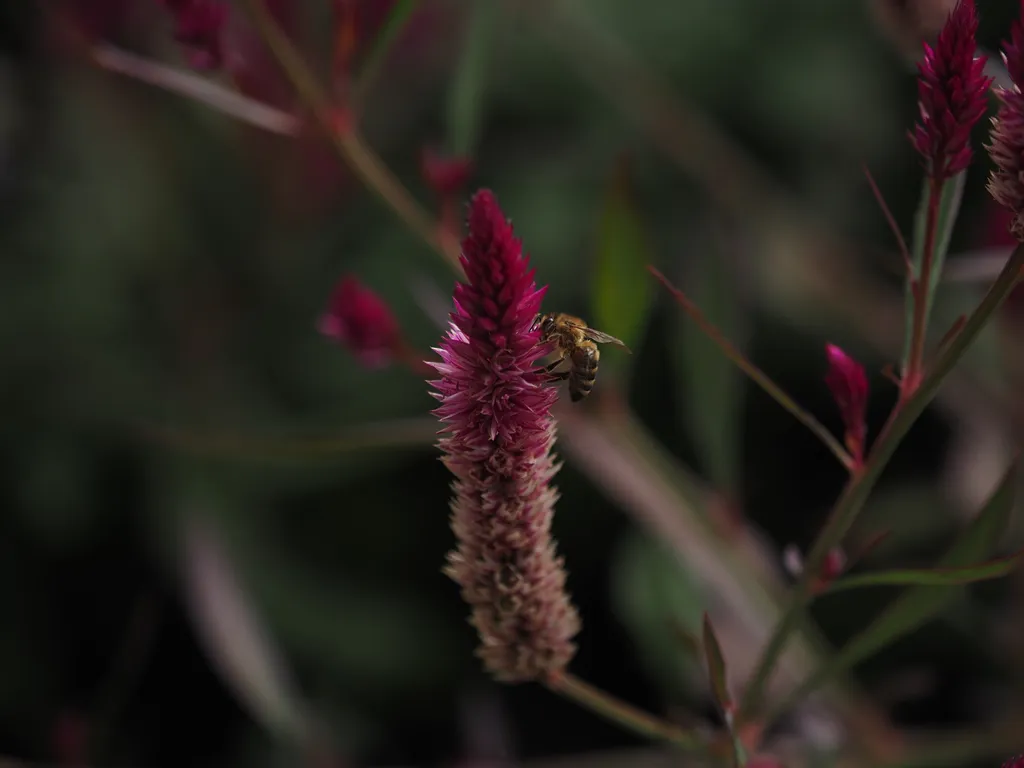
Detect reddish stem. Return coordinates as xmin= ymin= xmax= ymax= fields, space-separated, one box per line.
xmin=902 ymin=177 xmax=942 ymax=398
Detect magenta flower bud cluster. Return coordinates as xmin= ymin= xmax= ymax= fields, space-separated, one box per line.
xmin=428 ymin=190 xmax=580 ymax=682
xmin=910 ymin=0 xmax=991 ymax=179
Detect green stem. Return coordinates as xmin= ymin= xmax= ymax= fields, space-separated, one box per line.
xmin=902 ymin=177 xmax=942 ymax=396
xmin=649 ymin=266 xmax=855 ymax=471
xmin=544 ymin=672 xmax=701 ymax=750
xmin=738 ymin=243 xmax=1024 ymax=721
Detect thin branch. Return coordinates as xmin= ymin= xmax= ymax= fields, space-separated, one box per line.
xmin=241 ymin=0 xmax=463 ymax=275
xmin=92 ymin=44 xmax=300 ymax=135
xmin=738 ymin=243 xmax=1024 ymax=721
xmin=545 ymin=672 xmax=702 ymax=751
xmin=649 ymin=266 xmax=855 ymax=471
xmin=862 ymin=164 xmax=912 ymax=277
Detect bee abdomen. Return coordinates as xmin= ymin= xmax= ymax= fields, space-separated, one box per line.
xmin=568 ymin=345 xmax=599 ymax=402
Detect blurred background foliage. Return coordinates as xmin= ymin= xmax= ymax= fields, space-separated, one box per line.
xmin=2 ymin=0 xmax=1024 ymax=766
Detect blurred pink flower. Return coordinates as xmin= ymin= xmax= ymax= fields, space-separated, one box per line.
xmin=988 ymin=3 xmax=1024 ymax=238
xmin=428 ymin=189 xmax=580 ymax=682
xmin=421 ymin=148 xmax=474 ymax=199
xmin=318 ymin=275 xmax=401 ymax=368
xmin=160 ymin=0 xmax=228 ymax=70
xmin=1003 ymin=756 xmax=1024 ymax=768
xmin=910 ymin=0 xmax=991 ymax=179
xmin=825 ymin=344 xmax=869 ymax=468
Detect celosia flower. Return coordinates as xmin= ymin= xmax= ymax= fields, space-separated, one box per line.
xmin=910 ymin=0 xmax=991 ymax=179
xmin=318 ymin=275 xmax=401 ymax=368
xmin=988 ymin=6 xmax=1024 ymax=238
xmin=161 ymin=0 xmax=228 ymax=70
xmin=825 ymin=344 xmax=869 ymax=468
xmin=428 ymin=189 xmax=580 ymax=683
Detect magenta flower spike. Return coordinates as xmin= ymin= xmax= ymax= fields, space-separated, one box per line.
xmin=318 ymin=275 xmax=401 ymax=368
xmin=428 ymin=189 xmax=580 ymax=683
xmin=825 ymin=344 xmax=869 ymax=469
xmin=988 ymin=5 xmax=1024 ymax=238
xmin=910 ymin=0 xmax=991 ymax=179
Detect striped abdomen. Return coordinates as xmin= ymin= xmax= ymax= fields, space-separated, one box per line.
xmin=568 ymin=344 xmax=599 ymax=402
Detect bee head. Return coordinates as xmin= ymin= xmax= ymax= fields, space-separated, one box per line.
xmin=534 ymin=313 xmax=555 ymax=337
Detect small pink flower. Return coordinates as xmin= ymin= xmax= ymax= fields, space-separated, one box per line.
xmin=318 ymin=275 xmax=401 ymax=368
xmin=988 ymin=4 xmax=1024 ymax=238
xmin=825 ymin=344 xmax=869 ymax=468
xmin=428 ymin=189 xmax=580 ymax=682
xmin=910 ymin=0 xmax=992 ymax=179
xmin=421 ymin=148 xmax=474 ymax=199
xmin=1003 ymin=756 xmax=1024 ymax=768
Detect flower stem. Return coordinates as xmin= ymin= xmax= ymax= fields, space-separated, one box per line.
xmin=902 ymin=177 xmax=942 ymax=397
xmin=738 ymin=243 xmax=1024 ymax=722
xmin=240 ymin=0 xmax=463 ymax=275
xmin=649 ymin=266 xmax=855 ymax=471
xmin=544 ymin=671 xmax=702 ymax=750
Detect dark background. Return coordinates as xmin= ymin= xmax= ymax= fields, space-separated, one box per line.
xmin=1 ymin=1 xmax=1023 ymax=766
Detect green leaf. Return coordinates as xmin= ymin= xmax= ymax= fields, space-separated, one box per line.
xmin=674 ymin=238 xmax=745 ymax=490
xmin=181 ymin=514 xmax=316 ymax=746
xmin=447 ymin=0 xmax=498 ymax=156
xmin=902 ymin=172 xmax=966 ymax=367
xmin=702 ymin=614 xmax=746 ymax=766
xmin=824 ymin=550 xmax=1024 ymax=594
xmin=702 ymin=613 xmax=731 ymax=715
xmin=793 ymin=461 xmax=1016 ymax=701
xmin=609 ymin=529 xmax=704 ymax=699
xmin=590 ymin=158 xmax=654 ymax=375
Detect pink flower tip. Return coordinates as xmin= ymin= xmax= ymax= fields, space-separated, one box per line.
xmin=1003 ymin=756 xmax=1024 ymax=768
xmin=825 ymin=344 xmax=869 ymax=466
xmin=421 ymin=148 xmax=474 ymax=199
xmin=910 ymin=0 xmax=992 ymax=179
xmin=318 ymin=275 xmax=402 ymax=368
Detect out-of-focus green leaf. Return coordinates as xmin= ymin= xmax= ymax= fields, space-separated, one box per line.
xmin=702 ymin=614 xmax=745 ymax=766
xmin=793 ymin=462 xmax=1016 ymax=701
xmin=824 ymin=550 xmax=1024 ymax=594
xmin=137 ymin=417 xmax=438 ymax=462
xmin=902 ymin=172 xmax=966 ymax=368
xmin=674 ymin=239 xmax=745 ymax=490
xmin=181 ymin=513 xmax=316 ymax=746
xmin=447 ymin=0 xmax=497 ymax=156
xmin=609 ymin=529 xmax=704 ymax=699
xmin=590 ymin=157 xmax=652 ymax=378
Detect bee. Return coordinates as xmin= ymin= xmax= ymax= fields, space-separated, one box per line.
xmin=533 ymin=312 xmax=630 ymax=402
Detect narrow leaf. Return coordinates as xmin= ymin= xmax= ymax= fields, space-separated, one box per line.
xmin=702 ymin=613 xmax=732 ymax=717
xmin=903 ymin=172 xmax=967 ymax=366
xmin=591 ymin=156 xmax=653 ymax=374
xmin=823 ymin=549 xmax=1024 ymax=594
xmin=674 ymin=232 xmax=745 ymax=490
xmin=182 ymin=516 xmax=314 ymax=744
xmin=793 ymin=461 xmax=1017 ymax=701
xmin=446 ymin=0 xmax=497 ymax=156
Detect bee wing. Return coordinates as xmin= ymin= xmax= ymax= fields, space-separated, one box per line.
xmin=582 ymin=327 xmax=632 ymax=353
